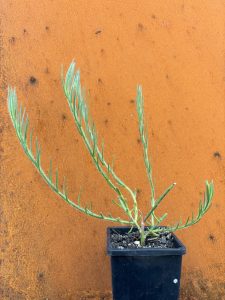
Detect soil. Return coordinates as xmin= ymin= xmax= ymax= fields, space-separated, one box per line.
xmin=110 ymin=230 xmax=175 ymax=249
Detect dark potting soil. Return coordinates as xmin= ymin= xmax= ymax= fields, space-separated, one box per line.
xmin=110 ymin=230 xmax=175 ymax=249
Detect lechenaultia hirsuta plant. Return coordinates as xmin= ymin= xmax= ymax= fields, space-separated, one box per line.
xmin=7 ymin=61 xmax=214 ymax=246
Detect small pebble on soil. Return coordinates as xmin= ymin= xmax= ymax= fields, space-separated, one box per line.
xmin=110 ymin=230 xmax=174 ymax=249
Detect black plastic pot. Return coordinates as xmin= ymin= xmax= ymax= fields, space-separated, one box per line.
xmin=107 ymin=227 xmax=186 ymax=300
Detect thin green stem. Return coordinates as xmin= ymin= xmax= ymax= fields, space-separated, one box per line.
xmin=136 ymin=85 xmax=156 ymax=225
xmin=144 ymin=182 xmax=176 ymax=222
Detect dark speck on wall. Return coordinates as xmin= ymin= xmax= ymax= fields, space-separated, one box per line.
xmin=104 ymin=119 xmax=108 ymax=125
xmin=62 ymin=113 xmax=67 ymax=121
xmin=9 ymin=37 xmax=16 ymax=44
xmin=130 ymin=99 xmax=135 ymax=104
xmin=136 ymin=188 xmax=141 ymax=196
xmin=151 ymin=14 xmax=156 ymax=19
xmin=107 ymin=102 xmax=111 ymax=106
xmin=137 ymin=138 xmax=141 ymax=144
xmin=45 ymin=26 xmax=49 ymax=31
xmin=208 ymin=234 xmax=215 ymax=242
xmin=95 ymin=30 xmax=102 ymax=35
xmin=213 ymin=152 xmax=221 ymax=159
xmin=29 ymin=76 xmax=37 ymax=85
xmin=98 ymin=78 xmax=103 ymax=84
xmin=23 ymin=29 xmax=27 ymax=33
xmin=37 ymin=272 xmax=44 ymax=281
xmin=138 ymin=23 xmax=144 ymax=31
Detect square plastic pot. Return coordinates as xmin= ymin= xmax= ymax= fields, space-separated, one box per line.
xmin=107 ymin=227 xmax=186 ymax=300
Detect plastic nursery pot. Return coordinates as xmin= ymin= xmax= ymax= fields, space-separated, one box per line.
xmin=107 ymin=227 xmax=186 ymax=300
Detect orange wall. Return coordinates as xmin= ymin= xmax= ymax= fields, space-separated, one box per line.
xmin=1 ymin=1 xmax=225 ymax=299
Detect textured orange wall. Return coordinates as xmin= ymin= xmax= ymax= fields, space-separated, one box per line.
xmin=1 ymin=1 xmax=225 ymax=299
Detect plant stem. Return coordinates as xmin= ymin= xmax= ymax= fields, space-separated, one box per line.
xmin=140 ymin=229 xmax=146 ymax=246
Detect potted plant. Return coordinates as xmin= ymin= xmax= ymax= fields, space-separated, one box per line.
xmin=7 ymin=61 xmax=214 ymax=300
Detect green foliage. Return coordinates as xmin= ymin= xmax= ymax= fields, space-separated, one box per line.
xmin=7 ymin=61 xmax=214 ymax=245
